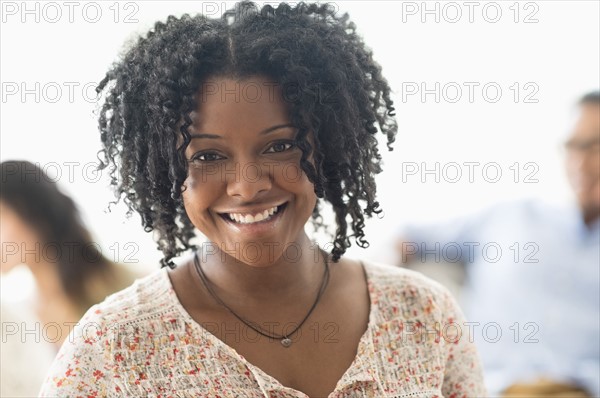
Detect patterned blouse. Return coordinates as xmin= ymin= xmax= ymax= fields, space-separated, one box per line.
xmin=38 ymin=260 xmax=486 ymax=397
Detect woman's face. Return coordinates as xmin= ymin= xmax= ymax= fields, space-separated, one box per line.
xmin=182 ymin=76 xmax=318 ymax=266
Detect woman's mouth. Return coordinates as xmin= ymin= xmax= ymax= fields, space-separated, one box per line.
xmin=219 ymin=203 xmax=287 ymax=226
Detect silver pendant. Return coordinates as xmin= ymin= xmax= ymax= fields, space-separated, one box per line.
xmin=281 ymin=337 xmax=292 ymax=347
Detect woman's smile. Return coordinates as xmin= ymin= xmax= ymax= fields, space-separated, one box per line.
xmin=217 ymin=202 xmax=288 ymax=234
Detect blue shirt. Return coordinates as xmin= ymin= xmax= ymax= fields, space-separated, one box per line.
xmin=402 ymin=200 xmax=600 ymax=396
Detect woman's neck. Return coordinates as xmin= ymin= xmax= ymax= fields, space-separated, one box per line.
xmin=198 ymin=234 xmax=327 ymax=304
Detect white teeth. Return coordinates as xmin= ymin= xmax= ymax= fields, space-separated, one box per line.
xmin=226 ymin=205 xmax=281 ymax=224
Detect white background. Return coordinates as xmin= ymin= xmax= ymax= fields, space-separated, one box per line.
xmin=1 ymin=0 xmax=599 ymax=298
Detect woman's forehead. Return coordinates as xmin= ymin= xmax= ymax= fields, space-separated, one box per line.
xmin=197 ymin=76 xmax=285 ymax=103
xmin=193 ymin=76 xmax=291 ymax=127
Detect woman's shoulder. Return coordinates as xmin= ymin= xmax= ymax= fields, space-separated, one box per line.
xmin=360 ymin=259 xmax=459 ymax=320
xmin=362 ymin=259 xmax=451 ymax=294
xmin=39 ymin=268 xmax=182 ymax=396
xmin=82 ymin=267 xmax=176 ymax=328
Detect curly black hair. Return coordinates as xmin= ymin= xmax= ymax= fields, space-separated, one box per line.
xmin=96 ymin=1 xmax=397 ymax=268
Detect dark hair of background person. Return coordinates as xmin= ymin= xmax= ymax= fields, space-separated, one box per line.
xmin=95 ymin=1 xmax=398 ymax=268
xmin=580 ymin=90 xmax=600 ymax=105
xmin=0 ymin=160 xmax=112 ymax=311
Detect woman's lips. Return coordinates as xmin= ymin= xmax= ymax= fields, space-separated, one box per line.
xmin=223 ymin=203 xmax=284 ymax=224
xmin=218 ymin=203 xmax=287 ymax=233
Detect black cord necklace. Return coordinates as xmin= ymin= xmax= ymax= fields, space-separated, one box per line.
xmin=193 ymin=248 xmax=330 ymax=348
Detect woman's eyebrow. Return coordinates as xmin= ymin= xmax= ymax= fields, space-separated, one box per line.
xmin=260 ymin=123 xmax=296 ymax=135
xmin=190 ymin=124 xmax=296 ymax=140
xmin=189 ymin=133 xmax=222 ymax=140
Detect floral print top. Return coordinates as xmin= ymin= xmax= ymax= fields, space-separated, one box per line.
xmin=39 ymin=260 xmax=486 ymax=397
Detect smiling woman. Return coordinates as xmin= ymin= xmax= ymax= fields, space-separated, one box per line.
xmin=38 ymin=2 xmax=486 ymax=397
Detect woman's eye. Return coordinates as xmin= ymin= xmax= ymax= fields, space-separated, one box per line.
xmin=191 ymin=152 xmax=223 ymax=162
xmin=266 ymin=142 xmax=294 ymax=153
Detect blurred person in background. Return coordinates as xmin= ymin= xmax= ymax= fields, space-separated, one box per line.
xmin=396 ymin=90 xmax=600 ymax=397
xmin=0 ymin=160 xmax=144 ymax=397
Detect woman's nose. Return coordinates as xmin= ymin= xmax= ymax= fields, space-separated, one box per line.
xmin=225 ymin=159 xmax=273 ymax=200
